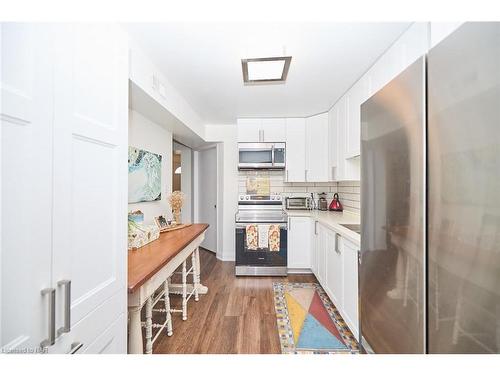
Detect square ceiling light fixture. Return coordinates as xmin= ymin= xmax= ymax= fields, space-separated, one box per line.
xmin=241 ymin=56 xmax=292 ymax=84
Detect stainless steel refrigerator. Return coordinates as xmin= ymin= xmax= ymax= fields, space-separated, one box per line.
xmin=360 ymin=23 xmax=500 ymax=354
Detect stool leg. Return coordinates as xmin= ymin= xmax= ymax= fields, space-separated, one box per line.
xmin=164 ymin=279 xmax=173 ymax=336
xmin=145 ymin=297 xmax=153 ymax=354
xmin=192 ymin=251 xmax=199 ymax=302
xmin=195 ymin=248 xmax=201 ymax=298
xmin=182 ymin=260 xmax=187 ymax=321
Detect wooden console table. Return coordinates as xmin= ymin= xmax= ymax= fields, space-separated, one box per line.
xmin=127 ymin=223 xmax=209 ymax=354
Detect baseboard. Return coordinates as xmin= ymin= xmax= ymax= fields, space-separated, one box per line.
xmin=217 ymin=253 xmax=235 ymax=262
xmin=287 ymin=268 xmax=313 ymax=274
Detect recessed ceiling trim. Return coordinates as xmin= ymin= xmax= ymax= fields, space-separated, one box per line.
xmin=241 ymin=56 xmax=292 ymax=85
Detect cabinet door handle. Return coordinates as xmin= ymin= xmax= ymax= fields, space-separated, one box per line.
xmin=314 ymin=221 xmax=318 ymax=235
xmin=68 ymin=342 xmax=83 ymax=354
xmin=57 ymin=280 xmax=71 ymax=335
xmin=40 ymin=288 xmax=56 ymax=348
xmin=305 ymin=169 xmax=308 ymax=181
xmin=286 ymin=170 xmax=289 ymax=182
xmin=335 ymin=233 xmax=341 ymax=254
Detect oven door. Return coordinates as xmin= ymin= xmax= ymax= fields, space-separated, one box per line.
xmin=235 ymin=222 xmax=287 ymax=267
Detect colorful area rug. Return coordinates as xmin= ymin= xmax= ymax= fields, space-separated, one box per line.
xmin=273 ymin=282 xmax=359 ymax=354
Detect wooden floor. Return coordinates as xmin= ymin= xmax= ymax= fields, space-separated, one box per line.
xmin=153 ymin=248 xmax=316 ymax=354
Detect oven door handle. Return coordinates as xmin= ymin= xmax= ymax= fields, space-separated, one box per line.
xmin=235 ymin=223 xmax=288 ymax=230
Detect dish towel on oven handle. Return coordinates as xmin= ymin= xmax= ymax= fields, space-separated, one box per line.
xmin=246 ymin=224 xmax=258 ymax=250
xmin=268 ymin=224 xmax=280 ymax=251
xmin=258 ymin=225 xmax=270 ymax=249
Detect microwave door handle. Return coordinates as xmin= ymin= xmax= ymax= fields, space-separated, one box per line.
xmin=271 ymin=145 xmax=275 ymax=166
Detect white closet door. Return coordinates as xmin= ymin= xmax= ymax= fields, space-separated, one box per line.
xmin=51 ymin=24 xmax=128 ymax=342
xmin=0 ymin=24 xmax=54 ymax=352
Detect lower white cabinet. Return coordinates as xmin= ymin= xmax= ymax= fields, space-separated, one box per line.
xmin=311 ymin=221 xmax=319 ymax=275
xmin=316 ymin=223 xmax=328 ymax=285
xmin=326 ymin=231 xmax=343 ymax=309
xmin=340 ymin=238 xmax=360 ymax=339
xmin=287 ymin=217 xmax=312 ymax=270
xmin=308 ymin=219 xmax=360 ymax=340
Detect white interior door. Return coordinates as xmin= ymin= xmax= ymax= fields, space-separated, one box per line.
xmin=0 ymin=24 xmax=54 ymax=352
xmin=197 ymin=147 xmax=217 ymax=252
xmin=50 ymin=24 xmax=128 ymax=348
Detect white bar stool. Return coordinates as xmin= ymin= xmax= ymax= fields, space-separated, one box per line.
xmin=142 ymin=278 xmax=174 ymax=354
xmin=170 ymin=247 xmax=201 ymax=320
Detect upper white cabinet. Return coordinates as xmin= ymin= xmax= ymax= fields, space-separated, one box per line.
xmin=237 ymin=118 xmax=286 ymax=142
xmin=368 ymin=23 xmax=429 ymax=96
xmin=345 ymin=77 xmax=369 ymax=159
xmin=328 ymin=106 xmax=338 ymax=181
xmin=287 ymin=217 xmax=311 ymax=270
xmin=305 ymin=112 xmax=330 ymax=182
xmin=237 ymin=118 xmax=262 ymax=142
xmin=260 ymin=118 xmax=286 ymax=142
xmin=0 ymin=23 xmax=128 ymax=354
xmin=285 ymin=118 xmax=307 ymax=182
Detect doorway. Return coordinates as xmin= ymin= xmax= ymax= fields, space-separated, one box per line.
xmin=196 ymin=146 xmax=218 ymax=253
xmin=172 ymin=141 xmax=193 ymax=224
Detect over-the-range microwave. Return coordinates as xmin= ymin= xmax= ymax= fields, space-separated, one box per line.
xmin=238 ymin=142 xmax=286 ymax=170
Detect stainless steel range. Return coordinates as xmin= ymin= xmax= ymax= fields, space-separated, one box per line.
xmin=235 ymin=194 xmax=288 ymax=276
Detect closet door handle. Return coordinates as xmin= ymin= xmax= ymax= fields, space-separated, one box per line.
xmin=57 ymin=280 xmax=71 ymax=335
xmin=40 ymin=288 xmax=56 ymax=348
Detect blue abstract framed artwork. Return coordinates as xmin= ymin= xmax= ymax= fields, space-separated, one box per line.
xmin=128 ymin=146 xmax=162 ymax=203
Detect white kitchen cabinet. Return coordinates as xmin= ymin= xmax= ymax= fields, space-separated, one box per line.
xmin=316 ymin=223 xmax=328 ymax=285
xmin=345 ymin=78 xmax=368 ymax=159
xmin=0 ymin=24 xmax=128 ymax=354
xmin=237 ymin=118 xmax=262 ymax=142
xmin=305 ymin=112 xmax=330 ymax=182
xmin=430 ymin=22 xmax=463 ymax=48
xmin=311 ymin=220 xmax=319 ymax=275
xmin=285 ymin=118 xmax=306 ymax=182
xmin=287 ymin=216 xmax=311 ymax=270
xmin=341 ymin=238 xmax=360 ymax=339
xmin=328 ymin=105 xmax=338 ymax=181
xmin=261 ymin=118 xmax=286 ymax=142
xmin=334 ymin=96 xmax=348 ymax=181
xmin=237 ymin=118 xmax=286 ymax=142
xmin=325 ymin=231 xmax=343 ymax=309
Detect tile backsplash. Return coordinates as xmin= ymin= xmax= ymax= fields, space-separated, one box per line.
xmin=238 ymin=171 xmax=360 ymax=215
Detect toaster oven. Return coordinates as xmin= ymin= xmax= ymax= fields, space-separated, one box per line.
xmin=285 ymin=197 xmax=312 ymax=210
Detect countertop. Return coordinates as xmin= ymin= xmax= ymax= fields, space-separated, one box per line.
xmin=128 ymin=223 xmax=209 ymax=294
xmin=286 ymin=209 xmax=361 ymax=246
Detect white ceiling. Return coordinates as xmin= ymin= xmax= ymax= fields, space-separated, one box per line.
xmin=124 ymin=22 xmax=410 ymax=125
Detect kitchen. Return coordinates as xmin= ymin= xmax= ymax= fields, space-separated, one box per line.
xmin=1 ymin=1 xmax=500 ymax=371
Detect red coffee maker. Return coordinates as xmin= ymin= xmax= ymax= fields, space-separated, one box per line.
xmin=329 ymin=193 xmax=343 ymax=212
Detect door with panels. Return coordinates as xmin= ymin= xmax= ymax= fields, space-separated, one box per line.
xmin=1 ymin=23 xmax=54 ymax=353
xmin=49 ymin=24 xmax=128 ymax=353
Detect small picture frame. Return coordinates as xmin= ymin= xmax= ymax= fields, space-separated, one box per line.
xmin=154 ymin=215 xmax=169 ymax=231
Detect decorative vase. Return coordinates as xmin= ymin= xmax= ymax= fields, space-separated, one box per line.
xmin=173 ymin=209 xmax=181 ymax=224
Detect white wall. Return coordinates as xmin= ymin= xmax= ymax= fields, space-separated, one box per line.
xmin=128 ymin=109 xmax=173 ymax=224
xmin=173 ymin=141 xmax=192 ymax=224
xmin=205 ymin=125 xmax=238 ymax=261
xmin=128 ymin=38 xmax=205 ymax=140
